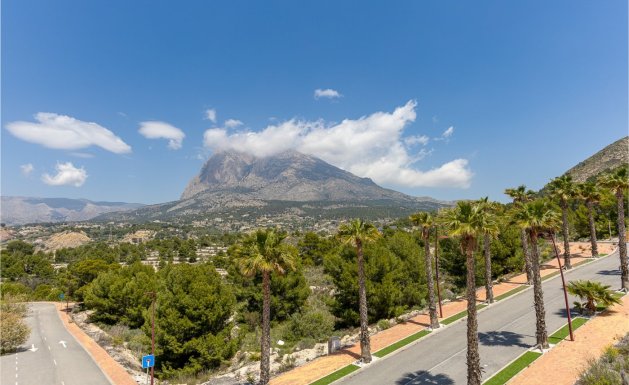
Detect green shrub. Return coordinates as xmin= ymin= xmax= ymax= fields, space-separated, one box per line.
xmin=0 ymin=312 xmax=30 ymax=353
xmin=577 ymin=333 xmax=629 ymax=385
xmin=0 ymin=282 xmax=32 ymax=298
xmin=377 ymin=319 xmax=392 ymax=330
xmin=286 ymin=308 xmax=335 ymax=342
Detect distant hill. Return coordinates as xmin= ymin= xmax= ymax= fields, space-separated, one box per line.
xmin=101 ymin=150 xmax=449 ymax=223
xmin=564 ymin=136 xmax=628 ymax=183
xmin=0 ymin=196 xmax=144 ymax=225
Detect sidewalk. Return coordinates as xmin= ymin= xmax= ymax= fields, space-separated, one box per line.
xmin=508 ymin=294 xmax=629 ymax=385
xmin=270 ymin=243 xmax=616 ymax=385
xmin=55 ymin=303 xmax=137 ymax=385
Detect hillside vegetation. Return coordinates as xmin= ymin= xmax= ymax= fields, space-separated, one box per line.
xmin=565 ymin=136 xmax=628 ymax=183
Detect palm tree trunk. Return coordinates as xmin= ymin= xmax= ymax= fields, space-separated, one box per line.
xmin=529 ymin=231 xmax=549 ymax=349
xmin=465 ymin=237 xmax=482 ymax=385
xmin=586 ymin=201 xmax=599 ymax=257
xmin=484 ymin=233 xmax=494 ymax=303
xmin=616 ymin=190 xmax=628 ymax=290
xmin=260 ymin=271 xmax=271 ymax=385
xmin=356 ymin=239 xmax=372 ymax=363
xmin=561 ymin=200 xmax=572 ymax=269
xmin=423 ymin=232 xmax=440 ymax=329
xmin=520 ymin=228 xmax=533 ymax=285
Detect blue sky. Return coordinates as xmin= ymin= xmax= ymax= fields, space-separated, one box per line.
xmin=2 ymin=0 xmax=627 ymax=204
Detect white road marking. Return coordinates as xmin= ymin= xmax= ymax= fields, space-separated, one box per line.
xmin=48 ymin=346 xmax=51 ymax=351
xmin=53 ymin=359 xmax=57 ymax=366
xmin=28 ymin=344 xmax=38 ymax=352
xmin=58 ymin=341 xmax=67 ymax=348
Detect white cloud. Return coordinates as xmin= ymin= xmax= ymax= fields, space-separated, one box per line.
xmin=20 ymin=164 xmax=34 ymax=176
xmin=433 ymin=126 xmax=454 ymax=142
xmin=69 ymin=152 xmax=95 ymax=158
xmin=404 ymin=135 xmax=429 ymax=146
xmin=314 ymin=88 xmax=342 ymax=100
xmin=138 ymin=121 xmax=185 ymax=150
xmin=203 ymin=100 xmax=473 ymax=188
xmin=41 ymin=162 xmax=87 ymax=187
xmin=5 ymin=113 xmax=131 ymax=154
xmin=224 ymin=119 xmax=243 ymax=129
xmin=205 ymin=108 xmax=217 ymax=123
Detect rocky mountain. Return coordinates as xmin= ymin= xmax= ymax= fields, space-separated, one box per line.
xmin=181 ymin=150 xmax=431 ymax=203
xmin=564 ymin=136 xmax=628 ymax=182
xmin=101 ymin=150 xmax=448 ymax=224
xmin=0 ymin=197 xmax=144 ymax=225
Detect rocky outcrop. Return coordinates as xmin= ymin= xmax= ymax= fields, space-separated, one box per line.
xmin=181 ymin=150 xmax=432 ymax=203
xmin=565 ymin=136 xmax=628 ymax=182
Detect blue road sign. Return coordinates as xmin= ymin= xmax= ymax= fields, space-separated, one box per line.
xmin=142 ymin=354 xmax=155 ymax=369
xmin=58 ymin=293 xmax=65 ymax=300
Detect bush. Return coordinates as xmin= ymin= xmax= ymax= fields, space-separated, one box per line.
xmin=0 ymin=295 xmax=28 ymax=317
xmin=0 ymin=312 xmax=30 ymax=353
xmin=286 ymin=308 xmax=335 ymax=342
xmin=377 ymin=319 xmax=392 ymax=330
xmin=577 ymin=333 xmax=629 ymax=385
xmin=32 ymin=284 xmax=63 ymax=301
xmin=0 ymin=282 xmax=32 ymax=298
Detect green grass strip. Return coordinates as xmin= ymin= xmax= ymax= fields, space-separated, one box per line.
xmin=373 ymin=329 xmax=431 ymax=358
xmin=309 ymin=364 xmax=360 ymax=385
xmin=541 ymin=270 xmax=560 ymax=281
xmin=548 ymin=317 xmax=588 ymax=344
xmin=483 ymin=351 xmax=542 ymax=385
xmin=494 ymin=285 xmax=528 ymax=301
xmin=442 ymin=304 xmax=488 ymax=325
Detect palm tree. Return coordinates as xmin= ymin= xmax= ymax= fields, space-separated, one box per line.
xmin=548 ymin=175 xmax=576 ymax=269
xmin=441 ymin=201 xmax=487 ymax=385
xmin=504 ymin=185 xmax=536 ymax=284
xmin=477 ymin=197 xmax=500 ymax=303
xmin=567 ymin=280 xmax=622 ymax=315
xmin=237 ymin=229 xmax=296 ymax=385
xmin=409 ymin=212 xmax=440 ymax=329
xmin=577 ymin=182 xmax=602 ymax=257
xmin=599 ymin=167 xmax=629 ymax=290
xmin=514 ymin=200 xmax=561 ymax=350
xmin=337 ymin=219 xmax=381 ymax=363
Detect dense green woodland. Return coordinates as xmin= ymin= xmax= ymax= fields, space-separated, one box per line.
xmin=0 ymin=184 xmax=627 ymax=380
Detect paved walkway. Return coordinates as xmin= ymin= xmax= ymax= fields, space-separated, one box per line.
xmin=270 ymin=242 xmax=616 ymax=385
xmin=55 ymin=303 xmax=137 ymax=385
xmin=508 ymin=294 xmax=629 ymax=385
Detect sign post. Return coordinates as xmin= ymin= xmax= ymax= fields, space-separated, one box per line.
xmin=146 ymin=292 xmax=157 ymax=385
xmin=142 ymin=354 xmax=155 ymax=384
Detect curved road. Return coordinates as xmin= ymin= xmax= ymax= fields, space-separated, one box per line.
xmin=339 ymin=250 xmax=625 ymax=385
xmin=0 ymin=302 xmax=111 ymax=385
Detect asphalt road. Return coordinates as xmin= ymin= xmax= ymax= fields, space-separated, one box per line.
xmin=0 ymin=302 xmax=111 ymax=385
xmin=340 ymin=250 xmax=625 ymax=385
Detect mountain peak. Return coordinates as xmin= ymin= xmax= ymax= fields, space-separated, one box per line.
xmin=181 ymin=150 xmax=402 ymax=202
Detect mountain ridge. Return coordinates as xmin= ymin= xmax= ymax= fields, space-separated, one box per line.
xmin=99 ymin=150 xmax=447 ymax=224
xmin=564 ymin=136 xmax=628 ymax=182
xmin=181 ymin=150 xmax=433 ymax=203
xmin=0 ymin=196 xmax=144 ymax=225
